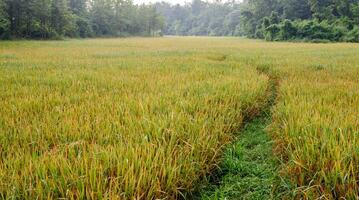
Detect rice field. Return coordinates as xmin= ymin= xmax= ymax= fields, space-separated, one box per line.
xmin=0 ymin=38 xmax=358 ymax=199
xmin=263 ymin=45 xmax=359 ymax=199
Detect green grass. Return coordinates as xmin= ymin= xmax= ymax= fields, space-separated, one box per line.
xmin=198 ymin=116 xmax=283 ymax=200
xmin=196 ymin=70 xmax=288 ymax=200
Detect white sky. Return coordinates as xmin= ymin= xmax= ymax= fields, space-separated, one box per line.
xmin=133 ymin=0 xmax=191 ymax=5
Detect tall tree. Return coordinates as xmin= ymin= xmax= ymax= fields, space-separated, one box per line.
xmin=69 ymin=0 xmax=92 ymax=37
xmin=224 ymin=10 xmax=241 ymax=36
xmin=5 ymin=0 xmax=24 ymax=37
xmin=155 ymin=0 xmax=240 ymax=36
xmin=191 ymin=0 xmax=204 ymax=15
xmin=0 ymin=0 xmax=9 ymax=38
xmin=282 ymin=0 xmax=312 ymax=19
xmin=0 ymin=0 xmax=164 ymax=39
xmin=90 ymin=0 xmax=116 ymax=36
xmin=238 ymin=0 xmax=282 ymax=37
xmin=51 ymin=0 xmax=75 ymax=36
xmin=30 ymin=0 xmax=52 ymax=38
xmin=309 ymin=0 xmax=335 ymax=20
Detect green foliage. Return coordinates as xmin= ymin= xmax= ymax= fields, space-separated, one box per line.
xmin=282 ymin=0 xmax=312 ymax=20
xmin=51 ymin=0 xmax=75 ymax=37
xmin=155 ymin=1 xmax=240 ymax=36
xmin=269 ymin=11 xmax=281 ymax=24
xmin=1 ymin=0 xmax=358 ymax=42
xmin=344 ymin=25 xmax=359 ymax=42
xmin=351 ymin=2 xmax=359 ymax=24
xmin=239 ymin=0 xmax=359 ymax=42
xmin=224 ymin=10 xmax=241 ymax=36
xmin=198 ymin=117 xmax=285 ymax=200
xmin=262 ymin=17 xmax=271 ymax=29
xmin=306 ymin=20 xmax=335 ymax=40
xmin=0 ymin=0 xmax=164 ymax=39
xmin=265 ymin=24 xmax=280 ymax=41
xmin=0 ymin=0 xmax=9 ymax=38
xmin=238 ymin=0 xmax=283 ymax=37
xmin=280 ymin=19 xmax=297 ymax=40
xmin=295 ymin=20 xmax=346 ymax=41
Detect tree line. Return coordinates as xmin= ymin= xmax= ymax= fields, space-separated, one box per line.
xmin=1 ymin=0 xmax=358 ymax=42
xmin=0 ymin=0 xmax=164 ymax=39
xmin=155 ymin=0 xmax=241 ymax=36
xmin=239 ymin=0 xmax=359 ymax=42
xmin=156 ymin=0 xmax=359 ymax=42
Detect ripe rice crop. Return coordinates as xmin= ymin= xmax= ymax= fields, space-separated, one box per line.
xmin=0 ymin=38 xmax=269 ymax=199
xmin=0 ymin=38 xmax=358 ymax=199
xmin=235 ymin=42 xmax=359 ymax=199
xmin=272 ymin=70 xmax=358 ymax=199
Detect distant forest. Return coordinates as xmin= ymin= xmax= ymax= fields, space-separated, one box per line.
xmin=156 ymin=0 xmax=359 ymax=42
xmin=0 ymin=0 xmax=358 ymax=42
xmin=0 ymin=0 xmax=164 ymax=39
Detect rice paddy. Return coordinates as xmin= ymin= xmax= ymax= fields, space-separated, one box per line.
xmin=0 ymin=38 xmax=358 ymax=199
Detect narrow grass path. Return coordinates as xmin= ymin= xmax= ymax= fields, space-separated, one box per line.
xmin=195 ymin=67 xmax=287 ymax=200
xmin=197 ymin=115 xmax=282 ymax=200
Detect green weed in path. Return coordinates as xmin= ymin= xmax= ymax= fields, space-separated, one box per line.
xmin=198 ymin=116 xmax=287 ymax=200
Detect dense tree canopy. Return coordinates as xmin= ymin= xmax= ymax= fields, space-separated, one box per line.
xmin=238 ymin=0 xmax=359 ymax=41
xmin=0 ymin=0 xmax=164 ymax=39
xmin=156 ymin=0 xmax=359 ymax=42
xmin=0 ymin=0 xmax=358 ymax=42
xmin=155 ymin=0 xmax=241 ymax=36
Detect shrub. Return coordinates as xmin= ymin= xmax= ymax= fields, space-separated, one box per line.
xmin=0 ymin=1 xmax=9 ymax=39
xmin=279 ymin=19 xmax=297 ymax=40
xmin=296 ymin=20 xmax=315 ymax=39
xmin=255 ymin=24 xmax=264 ymax=39
xmin=331 ymin=25 xmax=346 ymax=41
xmin=262 ymin=17 xmax=271 ymax=29
xmin=269 ymin=11 xmax=281 ymax=25
xmin=0 ymin=18 xmax=9 ymax=39
xmin=254 ymin=17 xmax=270 ymax=39
xmin=293 ymin=20 xmax=346 ymax=42
xmin=265 ymin=24 xmax=280 ymax=41
xmin=344 ymin=26 xmax=359 ymax=42
xmin=309 ymin=21 xmax=332 ymax=40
